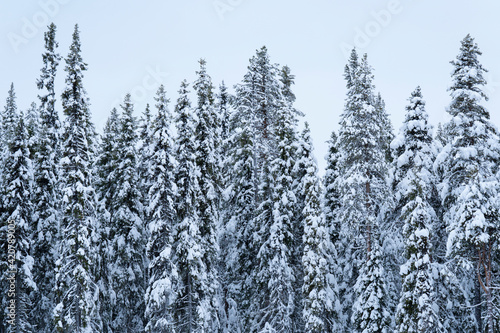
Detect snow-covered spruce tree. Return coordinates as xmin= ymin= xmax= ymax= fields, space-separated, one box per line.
xmin=323 ymin=130 xmax=341 ymax=247
xmin=1 ymin=110 xmax=37 ymax=332
xmin=335 ymin=49 xmax=391 ymax=331
xmin=138 ymin=103 xmax=153 ymax=223
xmin=105 ymin=93 xmax=146 ymax=332
xmin=391 ymin=87 xmax=440 ymax=332
xmin=223 ymin=81 xmax=259 ymax=332
xmin=25 ymin=102 xmax=40 ymax=157
xmin=217 ymin=81 xmax=230 ymax=145
xmin=391 ymin=87 xmax=437 ymax=246
xmin=300 ymin=123 xmax=341 ymax=332
xmin=143 ymin=86 xmax=177 ymax=332
xmin=437 ymin=34 xmax=500 ymax=333
xmin=230 ymin=47 xmax=286 ymax=331
xmin=172 ymin=78 xmax=205 ymax=332
xmin=192 ymin=59 xmax=221 ymax=331
xmin=1 ymin=83 xmax=18 ymax=148
xmin=396 ymin=171 xmax=440 ymax=332
xmin=215 ymin=81 xmax=245 ymax=333
xmin=279 ymin=65 xmax=305 ymax=333
xmin=93 ymin=107 xmax=120 ymax=333
xmin=237 ymin=46 xmax=282 ymax=175
xmin=251 ymin=82 xmax=297 ymax=333
xmin=374 ymin=93 xmax=394 ymax=164
xmin=0 ymin=84 xmax=18 ymax=332
xmin=32 ymin=22 xmax=62 ymax=333
xmin=53 ymin=24 xmax=101 ymax=332
xmin=351 ymin=239 xmax=391 ymax=332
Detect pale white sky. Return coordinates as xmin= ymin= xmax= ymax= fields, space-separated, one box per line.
xmin=1 ymin=0 xmax=500 ymax=174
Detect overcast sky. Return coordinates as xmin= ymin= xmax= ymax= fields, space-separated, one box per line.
xmin=1 ymin=0 xmax=500 ymax=174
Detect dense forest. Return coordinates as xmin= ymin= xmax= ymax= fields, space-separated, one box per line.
xmin=1 ymin=23 xmax=499 ymax=333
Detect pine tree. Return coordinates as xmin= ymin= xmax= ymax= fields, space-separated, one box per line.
xmin=53 ymin=24 xmax=101 ymax=332
xmin=192 ymin=59 xmax=221 ymax=331
xmin=105 ymin=94 xmax=146 ymax=332
xmin=93 ymin=107 xmax=119 ymax=333
xmin=172 ymin=78 xmax=205 ymax=332
xmin=300 ymin=123 xmax=341 ymax=332
xmin=0 ymin=84 xmax=18 ymax=332
xmin=392 ymin=87 xmax=441 ymax=332
xmin=138 ymin=103 xmax=153 ymax=223
xmin=224 ymin=82 xmax=258 ymax=332
xmin=144 ymin=86 xmax=177 ymax=332
xmin=335 ymin=49 xmax=391 ymax=331
xmin=216 ymin=81 xmax=244 ymax=333
xmin=1 ymin=110 xmax=37 ymax=332
xmin=32 ymin=23 xmax=62 ymax=333
xmin=351 ymin=240 xmax=391 ymax=332
xmin=1 ymin=83 xmax=18 ymax=148
xmin=251 ymin=81 xmax=297 ymax=333
xmin=279 ymin=65 xmax=305 ymax=332
xmin=396 ymin=172 xmax=440 ymax=332
xmin=323 ymin=131 xmax=341 ymax=246
xmin=438 ymin=34 xmax=500 ymax=332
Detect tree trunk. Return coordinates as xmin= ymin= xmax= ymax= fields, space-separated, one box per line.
xmin=475 ymin=277 xmax=482 ymax=332
xmin=365 ymin=180 xmax=371 ymax=255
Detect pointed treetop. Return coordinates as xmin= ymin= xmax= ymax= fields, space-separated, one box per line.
xmin=65 ymin=24 xmax=87 ymax=74
xmin=449 ymin=34 xmax=488 ymax=98
xmin=280 ymin=65 xmax=296 ymax=103
xmin=344 ymin=48 xmax=359 ymax=88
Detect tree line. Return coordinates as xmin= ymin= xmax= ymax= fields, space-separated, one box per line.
xmin=0 ymin=23 xmax=498 ymax=333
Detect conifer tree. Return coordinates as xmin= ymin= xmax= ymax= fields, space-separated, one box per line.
xmin=216 ymin=81 xmax=245 ymax=332
xmin=393 ymin=87 xmax=441 ymax=332
xmin=279 ymin=65 xmax=305 ymax=332
xmin=251 ymin=82 xmax=297 ymax=333
xmin=192 ymin=59 xmax=221 ymax=331
xmin=2 ymin=110 xmax=36 ymax=332
xmin=144 ymin=86 xmax=177 ymax=332
xmin=438 ymin=34 xmax=499 ymax=332
xmin=53 ymin=24 xmax=101 ymax=332
xmin=32 ymin=23 xmax=62 ymax=332
xmin=300 ymin=123 xmax=341 ymax=332
xmin=0 ymin=84 xmax=18 ymax=332
xmin=335 ymin=49 xmax=391 ymax=330
xmin=172 ymin=78 xmax=206 ymax=332
xmin=93 ymin=107 xmax=119 ymax=333
xmin=1 ymin=83 xmax=18 ymax=148
xmin=224 ymin=82 xmax=258 ymax=331
xmin=105 ymin=94 xmax=146 ymax=332
xmin=323 ymin=131 xmax=341 ymax=245
xmin=138 ymin=103 xmax=153 ymax=222
xmin=351 ymin=240 xmax=391 ymax=332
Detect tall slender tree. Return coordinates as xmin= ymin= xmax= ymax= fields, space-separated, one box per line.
xmin=94 ymin=107 xmax=119 ymax=333
xmin=53 ymin=24 xmax=101 ymax=332
xmin=32 ymin=23 xmax=62 ymax=333
xmin=3 ymin=111 xmax=36 ymax=332
xmin=192 ymin=59 xmax=221 ymax=331
xmin=438 ymin=34 xmax=500 ymax=333
xmin=143 ymin=86 xmax=177 ymax=332
xmin=300 ymin=123 xmax=341 ymax=332
xmin=335 ymin=49 xmax=391 ymax=331
xmin=106 ymin=94 xmax=146 ymax=332
xmin=251 ymin=79 xmax=297 ymax=333
xmin=172 ymin=78 xmax=205 ymax=332
xmin=393 ymin=87 xmax=440 ymax=332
